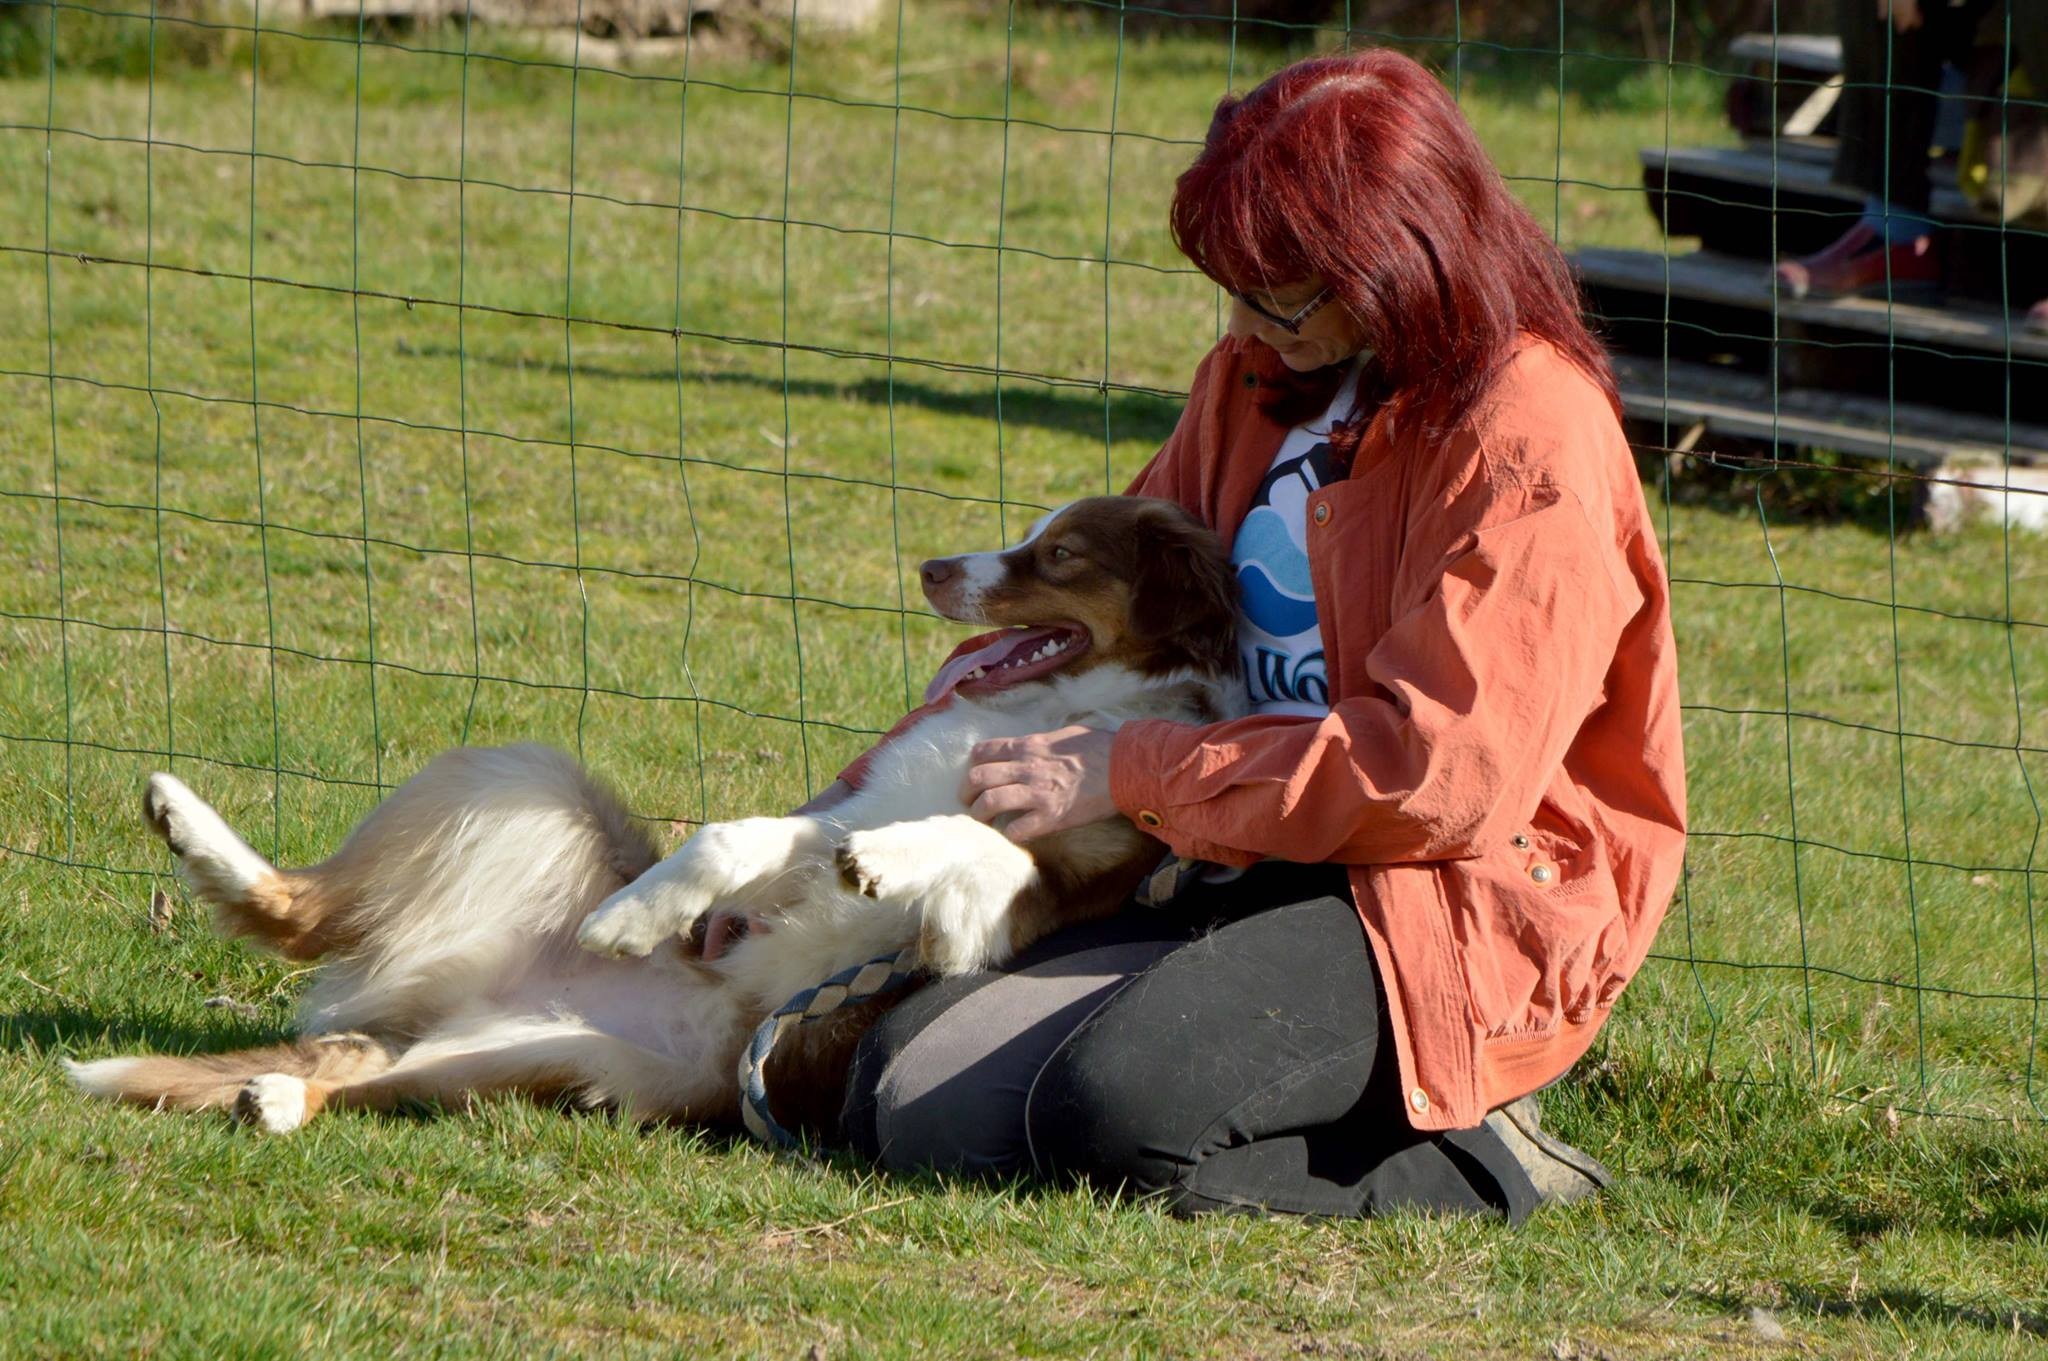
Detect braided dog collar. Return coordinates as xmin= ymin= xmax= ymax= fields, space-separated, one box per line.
xmin=739 ymin=943 xmax=926 ymax=1148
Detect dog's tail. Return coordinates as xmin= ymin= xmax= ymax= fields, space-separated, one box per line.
xmin=65 ymin=1034 xmax=394 ymax=1112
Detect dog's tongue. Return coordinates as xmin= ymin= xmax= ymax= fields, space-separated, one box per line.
xmin=699 ymin=909 xmax=756 ymax=963
xmin=924 ymin=627 xmax=1064 ymax=703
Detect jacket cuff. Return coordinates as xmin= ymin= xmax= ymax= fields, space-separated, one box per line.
xmin=1110 ymin=721 xmax=1256 ymax=866
xmin=1109 ymin=720 xmax=1173 ymax=833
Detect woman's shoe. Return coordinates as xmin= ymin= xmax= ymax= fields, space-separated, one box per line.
xmin=1774 ymin=222 xmax=1943 ymax=301
xmin=1483 ymin=1094 xmax=1611 ymax=1207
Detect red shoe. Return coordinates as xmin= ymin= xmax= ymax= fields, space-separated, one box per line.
xmin=1774 ymin=222 xmax=1943 ymax=301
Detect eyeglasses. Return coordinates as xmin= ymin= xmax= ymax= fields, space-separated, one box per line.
xmin=1231 ymin=284 xmax=1334 ymax=335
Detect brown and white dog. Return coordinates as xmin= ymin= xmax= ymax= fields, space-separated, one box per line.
xmin=67 ymin=496 xmax=1242 ymax=1137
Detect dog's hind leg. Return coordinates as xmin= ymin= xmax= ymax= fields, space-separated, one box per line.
xmin=141 ymin=773 xmax=336 ymax=958
xmin=294 ymin=746 xmax=664 ymax=1038
xmin=142 ymin=768 xmax=458 ymax=962
xmin=68 ymin=1032 xmax=396 ymax=1115
xmin=146 ymin=747 xmax=661 ymax=1039
xmin=229 ymin=1015 xmax=740 ymax=1134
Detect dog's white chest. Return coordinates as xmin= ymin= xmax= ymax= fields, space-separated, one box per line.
xmin=841 ymin=670 xmax=1155 ymax=823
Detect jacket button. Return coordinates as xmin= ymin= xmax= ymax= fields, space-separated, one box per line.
xmin=1530 ymin=863 xmax=1555 ymax=885
xmin=1243 ymin=372 xmax=1258 ymax=389
xmin=1312 ymin=501 xmax=1331 ymax=526
xmin=1511 ymin=834 xmax=1530 ymax=850
xmin=1136 ymin=809 xmax=1164 ymax=829
xmin=1409 ymin=1088 xmax=1429 ymax=1114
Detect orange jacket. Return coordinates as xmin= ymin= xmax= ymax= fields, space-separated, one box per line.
xmin=1108 ymin=335 xmax=1686 ymax=1131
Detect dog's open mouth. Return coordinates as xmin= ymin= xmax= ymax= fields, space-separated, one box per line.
xmin=686 ymin=908 xmax=763 ymax=963
xmin=925 ymin=625 xmax=1090 ymax=702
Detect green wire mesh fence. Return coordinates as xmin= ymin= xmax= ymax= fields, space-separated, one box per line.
xmin=0 ymin=0 xmax=2041 ymax=1124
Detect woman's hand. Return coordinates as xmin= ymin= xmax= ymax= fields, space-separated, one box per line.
xmin=961 ymin=725 xmax=1118 ymax=843
xmin=1877 ymin=0 xmax=1921 ymax=32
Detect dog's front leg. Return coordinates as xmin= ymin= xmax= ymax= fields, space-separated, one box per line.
xmin=834 ymin=815 xmax=1040 ymax=975
xmin=578 ymin=816 xmax=827 ymax=958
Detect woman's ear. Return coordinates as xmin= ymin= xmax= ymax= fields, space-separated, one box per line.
xmin=1130 ymin=505 xmax=1238 ymax=675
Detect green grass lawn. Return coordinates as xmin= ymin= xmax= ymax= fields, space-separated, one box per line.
xmin=2 ymin=1 xmax=2046 ymax=1355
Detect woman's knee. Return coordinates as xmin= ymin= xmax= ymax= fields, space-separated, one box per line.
xmin=843 ymin=952 xmax=1172 ymax=1176
xmin=1023 ymin=1019 xmax=1201 ymax=1198
xmin=1022 ymin=897 xmax=1383 ymax=1201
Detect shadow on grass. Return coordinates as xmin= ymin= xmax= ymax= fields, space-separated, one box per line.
xmin=1688 ymin=1285 xmax=2048 ymax=1340
xmin=0 ymin=1005 xmax=285 ymax=1061
xmin=1562 ymin=1057 xmax=2048 ymax=1244
xmin=411 ymin=345 xmax=1187 ymax=448
xmin=1630 ymin=440 xmax=1917 ymax=537
xmin=1806 ymin=1185 xmax=2048 ymax=1242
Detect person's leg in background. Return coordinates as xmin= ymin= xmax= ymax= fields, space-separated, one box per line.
xmin=1997 ymin=2 xmax=2048 ymax=329
xmin=1778 ymin=0 xmax=1992 ymax=298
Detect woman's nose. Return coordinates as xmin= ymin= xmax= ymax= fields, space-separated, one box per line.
xmin=1224 ymin=296 xmax=1267 ymax=342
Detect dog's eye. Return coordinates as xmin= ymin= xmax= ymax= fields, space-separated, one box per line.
xmin=1050 ymin=545 xmax=1072 ymax=562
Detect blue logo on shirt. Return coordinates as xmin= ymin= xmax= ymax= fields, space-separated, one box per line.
xmin=1248 ymin=646 xmax=1329 ymax=707
xmin=1232 ymin=441 xmax=1336 ymax=715
xmin=1234 ymin=506 xmax=1319 ymax=638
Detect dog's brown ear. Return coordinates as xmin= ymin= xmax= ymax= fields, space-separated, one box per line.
xmin=1129 ymin=502 xmax=1238 ymax=675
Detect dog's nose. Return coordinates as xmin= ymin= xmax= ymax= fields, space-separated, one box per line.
xmin=920 ymin=558 xmax=959 ymax=590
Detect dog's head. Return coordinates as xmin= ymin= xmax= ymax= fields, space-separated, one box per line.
xmin=918 ymin=496 xmax=1238 ymax=704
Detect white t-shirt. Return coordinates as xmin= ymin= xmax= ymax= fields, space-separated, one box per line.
xmin=1230 ymin=356 xmax=1367 ymax=718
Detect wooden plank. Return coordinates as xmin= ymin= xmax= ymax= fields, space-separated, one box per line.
xmin=1643 ymin=144 xmax=2048 ymax=306
xmin=1727 ymin=32 xmax=1842 ymax=72
xmin=295 ymin=0 xmax=721 ymax=26
xmin=1644 ymin=144 xmax=1982 ymax=225
xmin=303 ymin=0 xmax=462 ymax=16
xmin=1611 ymin=352 xmax=2048 ymax=468
xmin=1573 ymin=246 xmax=2048 ymax=364
xmin=1740 ymin=136 xmax=1835 ymax=167
xmin=1780 ymin=75 xmax=1842 ymax=139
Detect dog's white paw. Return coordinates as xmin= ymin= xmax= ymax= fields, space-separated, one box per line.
xmin=833 ymin=826 xmax=944 ymax=903
xmin=234 ymin=1073 xmax=309 ymax=1135
xmin=142 ymin=773 xmax=276 ymax=905
xmin=916 ymin=893 xmax=1015 ymax=977
xmin=836 ymin=817 xmax=1033 ymax=975
xmin=577 ymin=881 xmax=705 ymax=959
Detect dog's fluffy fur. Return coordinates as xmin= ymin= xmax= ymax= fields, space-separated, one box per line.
xmin=68 ymin=496 xmax=1242 ymax=1136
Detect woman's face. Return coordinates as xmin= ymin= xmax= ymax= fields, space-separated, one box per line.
xmin=1225 ymin=278 xmax=1371 ymax=372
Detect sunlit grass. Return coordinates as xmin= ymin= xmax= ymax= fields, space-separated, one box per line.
xmin=1 ymin=2 xmax=2044 ymax=1355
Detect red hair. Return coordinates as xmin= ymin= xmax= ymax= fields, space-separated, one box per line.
xmin=1170 ymin=48 xmax=1617 ymax=447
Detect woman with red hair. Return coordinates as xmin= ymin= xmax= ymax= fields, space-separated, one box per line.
xmin=838 ymin=48 xmax=1687 ymax=1222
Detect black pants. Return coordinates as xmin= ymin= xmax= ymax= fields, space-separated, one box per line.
xmin=1834 ymin=0 xmax=2048 ymax=213
xmin=840 ymin=862 xmax=1542 ymax=1223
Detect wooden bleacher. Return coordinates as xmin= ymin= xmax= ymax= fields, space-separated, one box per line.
xmin=1577 ymin=32 xmax=2048 ymax=527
